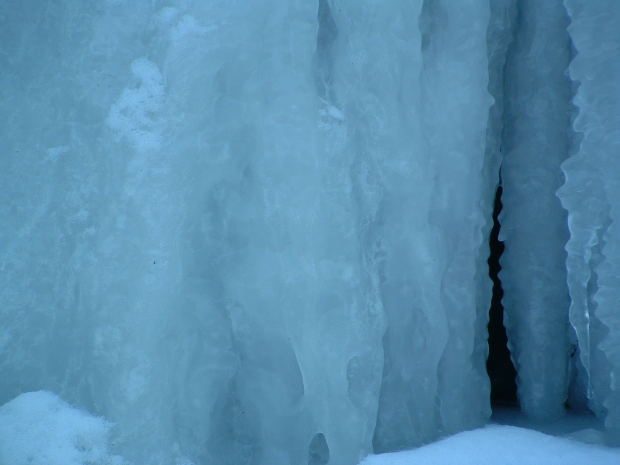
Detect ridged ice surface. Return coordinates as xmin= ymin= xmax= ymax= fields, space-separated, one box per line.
xmin=0 ymin=1 xmax=495 ymax=464
xmin=327 ymin=0 xmax=494 ymax=451
xmin=499 ymin=0 xmax=571 ymax=420
xmin=2 ymin=1 xmax=620 ymax=464
xmin=558 ymin=0 xmax=620 ymax=440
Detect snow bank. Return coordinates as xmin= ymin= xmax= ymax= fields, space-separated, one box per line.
xmin=359 ymin=425 xmax=620 ymax=465
xmin=0 ymin=391 xmax=125 ymax=465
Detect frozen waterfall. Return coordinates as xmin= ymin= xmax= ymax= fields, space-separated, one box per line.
xmin=1 ymin=1 xmax=620 ymax=464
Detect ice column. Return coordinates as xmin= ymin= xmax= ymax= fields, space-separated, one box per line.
xmin=328 ymin=0 xmax=441 ymax=450
xmin=184 ymin=1 xmax=385 ymax=464
xmin=419 ymin=0 xmax=494 ymax=440
xmin=327 ymin=0 xmax=494 ymax=451
xmin=499 ymin=0 xmax=571 ymax=419
xmin=559 ymin=0 xmax=620 ymax=441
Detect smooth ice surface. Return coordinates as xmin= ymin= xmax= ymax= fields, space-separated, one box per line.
xmin=359 ymin=425 xmax=620 ymax=465
xmin=328 ymin=0 xmax=495 ymax=452
xmin=0 ymin=391 xmax=124 ymax=465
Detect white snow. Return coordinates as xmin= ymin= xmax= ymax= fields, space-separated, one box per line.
xmin=106 ymin=57 xmax=165 ymax=153
xmin=359 ymin=424 xmax=620 ymax=465
xmin=0 ymin=391 xmax=125 ymax=465
xmin=2 ymin=391 xmax=619 ymax=465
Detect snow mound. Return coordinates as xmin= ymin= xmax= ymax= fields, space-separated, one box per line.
xmin=0 ymin=391 xmax=125 ymax=465
xmin=359 ymin=425 xmax=620 ymax=465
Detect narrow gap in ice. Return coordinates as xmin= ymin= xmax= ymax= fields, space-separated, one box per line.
xmin=486 ymin=184 xmax=518 ymax=409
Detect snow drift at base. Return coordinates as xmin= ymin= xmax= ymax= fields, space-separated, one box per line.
xmin=0 ymin=391 xmax=124 ymax=465
xmin=2 ymin=391 xmax=619 ymax=465
xmin=361 ymin=425 xmax=620 ymax=465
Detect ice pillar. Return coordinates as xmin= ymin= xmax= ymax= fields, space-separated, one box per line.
xmin=559 ymin=0 xmax=620 ymax=442
xmin=499 ymin=0 xmax=572 ymax=419
xmin=326 ymin=0 xmax=495 ymax=451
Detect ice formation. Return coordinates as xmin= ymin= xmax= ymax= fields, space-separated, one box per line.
xmin=0 ymin=0 xmax=619 ymax=464
xmin=557 ymin=0 xmax=620 ymax=440
xmin=498 ymin=0 xmax=572 ymax=420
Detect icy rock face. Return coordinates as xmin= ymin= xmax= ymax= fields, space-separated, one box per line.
xmin=558 ymin=0 xmax=620 ymax=440
xmin=499 ymin=0 xmax=572 ymax=420
xmin=0 ymin=391 xmax=125 ymax=465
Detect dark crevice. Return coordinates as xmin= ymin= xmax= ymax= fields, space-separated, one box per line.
xmin=486 ymin=184 xmax=518 ymax=407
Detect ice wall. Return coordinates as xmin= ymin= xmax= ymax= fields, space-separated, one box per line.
xmin=0 ymin=1 xmax=496 ymax=464
xmin=558 ymin=0 xmax=620 ymax=441
xmin=499 ymin=0 xmax=571 ymax=419
xmin=2 ymin=0 xmax=620 ymax=463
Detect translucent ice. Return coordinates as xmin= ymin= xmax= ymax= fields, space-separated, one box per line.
xmin=499 ymin=0 xmax=572 ymax=419
xmin=317 ymin=0 xmax=497 ymax=451
xmin=2 ymin=1 xmax=620 ymax=464
xmin=558 ymin=0 xmax=620 ymax=440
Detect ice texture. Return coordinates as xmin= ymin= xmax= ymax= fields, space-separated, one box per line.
xmin=324 ymin=0 xmax=494 ymax=452
xmin=558 ymin=0 xmax=620 ymax=441
xmin=2 ymin=0 xmax=620 ymax=464
xmin=0 ymin=1 xmax=494 ymax=463
xmin=499 ymin=0 xmax=572 ymax=419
